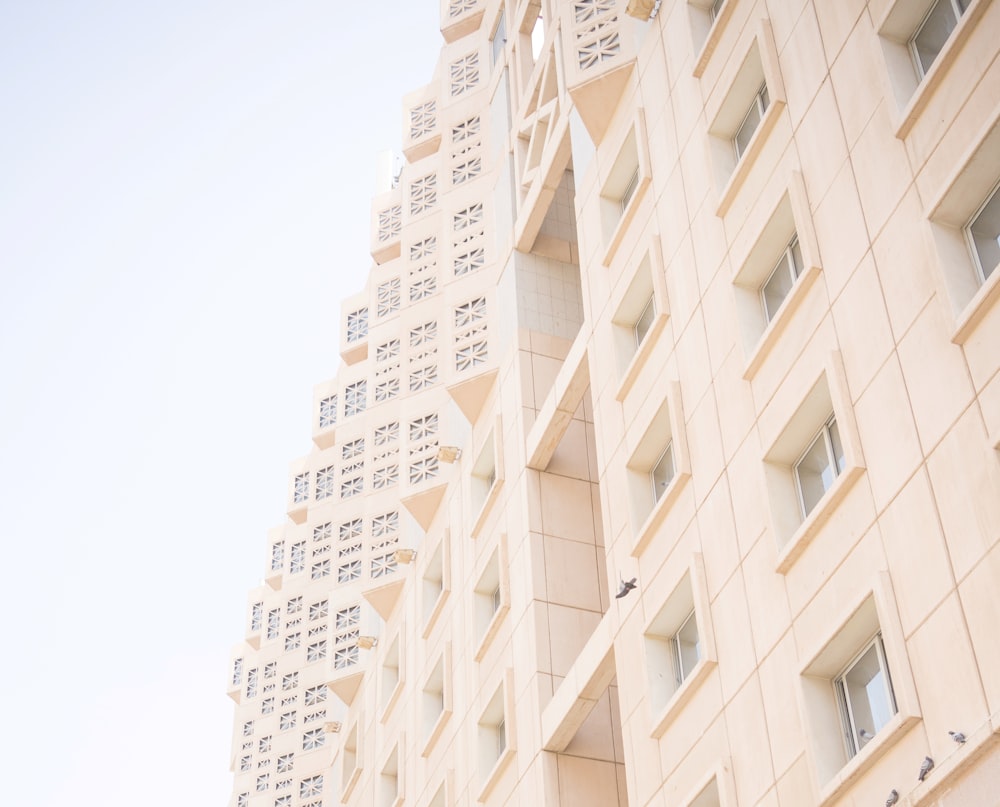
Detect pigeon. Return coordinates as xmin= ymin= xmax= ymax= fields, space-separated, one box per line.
xmin=949 ymin=730 xmax=966 ymax=744
xmin=615 ymin=577 xmax=637 ymax=598
xmin=885 ymin=790 xmax=899 ymax=806
xmin=918 ymin=755 xmax=934 ymax=782
xmin=859 ymin=728 xmax=874 ymax=744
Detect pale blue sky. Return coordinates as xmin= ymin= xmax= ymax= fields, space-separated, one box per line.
xmin=0 ymin=2 xmax=441 ymax=803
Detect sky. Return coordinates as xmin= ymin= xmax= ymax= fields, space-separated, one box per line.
xmin=0 ymin=2 xmax=442 ymax=804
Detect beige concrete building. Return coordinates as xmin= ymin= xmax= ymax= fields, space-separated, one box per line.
xmin=225 ymin=1 xmax=1000 ymax=805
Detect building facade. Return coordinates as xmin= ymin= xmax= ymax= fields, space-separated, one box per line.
xmin=225 ymin=1 xmax=1000 ymax=806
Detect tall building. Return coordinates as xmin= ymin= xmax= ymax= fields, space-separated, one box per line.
xmin=225 ymin=1 xmax=1000 ymax=806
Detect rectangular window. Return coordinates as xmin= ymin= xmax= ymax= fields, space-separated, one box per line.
xmin=758 ymin=234 xmax=805 ymax=322
xmin=633 ymin=295 xmax=656 ymax=348
xmin=491 ymin=11 xmax=506 ymax=66
xmin=650 ymin=441 xmax=676 ymax=503
xmin=734 ymin=83 xmax=770 ymax=160
xmin=620 ymin=166 xmax=640 ymax=212
xmin=671 ymin=610 xmax=701 ymax=684
xmin=835 ymin=634 xmax=897 ymax=758
xmin=794 ymin=416 xmax=844 ymax=518
xmin=910 ymin=0 xmax=969 ymax=78
xmin=966 ymin=179 xmax=1000 ymax=282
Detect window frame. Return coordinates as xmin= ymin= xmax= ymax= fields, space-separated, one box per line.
xmin=834 ymin=633 xmax=898 ymax=759
xmin=733 ymin=83 xmax=770 ymax=161
xmin=760 ymin=235 xmax=804 ymax=323
xmin=793 ymin=415 xmax=845 ymax=520
xmin=965 ymin=177 xmax=1000 ymax=283
xmin=642 ymin=553 xmax=718 ymax=738
xmin=650 ymin=441 xmax=676 ymax=505
xmin=908 ymin=0 xmax=969 ymax=79
xmin=797 ymin=576 xmax=920 ymax=800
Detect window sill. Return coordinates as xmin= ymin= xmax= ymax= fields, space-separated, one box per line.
xmin=602 ymin=176 xmax=651 ymax=268
xmin=470 ymin=478 xmax=504 ymax=539
xmin=649 ymin=658 xmax=717 ymax=738
xmin=379 ymin=678 xmax=405 ymax=724
xmin=891 ymin=0 xmax=990 ymax=140
xmin=476 ymin=746 xmax=516 ymax=803
xmin=692 ymin=1 xmax=737 ymax=78
xmin=742 ymin=264 xmax=822 ymax=380
xmin=615 ymin=312 xmax=670 ymax=401
xmin=815 ymin=711 xmax=920 ymax=807
xmin=715 ymin=99 xmax=785 ymax=218
xmin=420 ymin=708 xmax=452 ymax=758
xmin=473 ymin=602 xmax=510 ymax=662
xmin=340 ymin=764 xmax=362 ymax=803
xmin=631 ymin=470 xmax=691 ymax=557
xmin=775 ymin=464 xmax=865 ymax=575
xmin=422 ymin=588 xmax=450 ymax=639
xmin=951 ymin=264 xmax=1000 ymax=345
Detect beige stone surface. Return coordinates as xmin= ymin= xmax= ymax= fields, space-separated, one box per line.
xmin=224 ymin=4 xmax=1000 ymax=807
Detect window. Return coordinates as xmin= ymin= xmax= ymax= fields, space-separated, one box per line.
xmin=798 ymin=581 xmax=919 ymax=797
xmin=709 ymin=0 xmax=725 ymax=20
xmin=598 ymin=118 xmax=650 ymax=266
xmin=626 ymin=384 xmax=690 ymax=553
xmin=279 ymin=711 xmax=296 ymax=731
xmin=760 ymin=236 xmax=804 ymax=322
xmin=966 ymin=179 xmax=1000 ymax=282
xmin=611 ymin=247 xmax=669 ymax=399
xmin=620 ymin=166 xmax=640 ymax=212
xmin=473 ymin=540 xmax=509 ymax=661
xmin=650 ymin=442 xmax=675 ymax=504
xmin=837 ymin=635 xmax=898 ymax=757
xmin=421 ymin=646 xmax=452 ymax=756
xmin=470 ymin=423 xmax=503 ymax=537
xmin=421 ymin=534 xmax=450 ymax=637
xmin=705 ymin=23 xmax=785 ymax=215
xmin=491 ymin=10 xmax=506 ymax=66
xmin=671 ymin=610 xmax=700 ymax=684
xmin=761 ymin=357 xmax=865 ymax=571
xmin=476 ymin=672 xmax=515 ymax=800
xmin=633 ymin=294 xmax=655 ymax=347
xmin=910 ymin=0 xmax=969 ymax=77
xmin=377 ymin=746 xmax=400 ymax=807
xmin=794 ymin=416 xmax=845 ymax=518
xmin=734 ymin=83 xmax=769 ymax=160
xmin=341 ymin=723 xmax=361 ymax=800
xmin=380 ymin=635 xmax=403 ymax=717
xmin=643 ymin=555 xmax=717 ymax=736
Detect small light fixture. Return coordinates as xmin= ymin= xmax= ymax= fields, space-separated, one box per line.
xmin=437 ymin=445 xmax=462 ymax=463
xmin=324 ymin=721 xmax=342 ymax=734
xmin=393 ymin=548 xmax=416 ymax=564
xmin=357 ymin=635 xmax=378 ymax=650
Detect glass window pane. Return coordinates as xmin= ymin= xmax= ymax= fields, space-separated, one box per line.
xmin=828 ymin=418 xmax=845 ymax=475
xmin=912 ymin=0 xmax=959 ymax=76
xmin=734 ymin=94 xmax=763 ymax=159
xmin=650 ymin=442 xmax=675 ymax=502
xmin=969 ymin=185 xmax=1000 ymax=281
xmin=761 ymin=251 xmax=796 ymax=321
xmin=789 ymin=236 xmax=804 ymax=275
xmin=795 ymin=429 xmax=835 ymax=516
xmin=673 ymin=611 xmax=700 ymax=682
xmin=621 ymin=166 xmax=640 ymax=211
xmin=843 ymin=643 xmax=895 ymax=745
xmin=634 ymin=295 xmax=656 ymax=347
